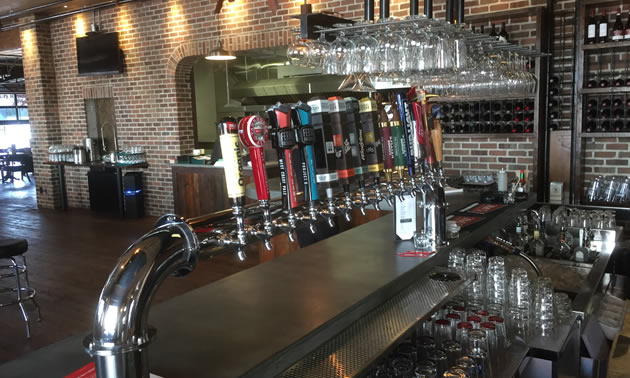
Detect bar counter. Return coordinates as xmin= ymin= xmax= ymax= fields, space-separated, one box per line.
xmin=172 ymin=163 xmax=280 ymax=218
xmin=0 ymin=192 xmax=535 ymax=378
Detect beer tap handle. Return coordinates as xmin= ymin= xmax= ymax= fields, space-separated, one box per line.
xmin=293 ymin=102 xmax=319 ymax=234
xmin=431 ymin=118 xmax=444 ymax=167
xmin=268 ymin=103 xmax=300 ymax=211
xmin=238 ymin=115 xmax=273 ymax=250
xmin=238 ymin=116 xmax=270 ymax=201
xmin=294 ymin=103 xmax=320 ymax=202
xmin=267 ymin=103 xmax=298 ymax=242
xmin=410 ymin=101 xmax=427 ymax=166
xmin=396 ymin=92 xmax=415 ymax=178
xmin=217 ymin=117 xmax=247 ymax=250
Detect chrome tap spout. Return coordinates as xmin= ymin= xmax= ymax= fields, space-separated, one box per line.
xmin=83 ymin=215 xmax=200 ymax=378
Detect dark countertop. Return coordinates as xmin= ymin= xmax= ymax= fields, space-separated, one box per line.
xmin=0 ymin=193 xmax=534 ymax=378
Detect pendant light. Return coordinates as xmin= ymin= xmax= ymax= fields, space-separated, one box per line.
xmin=205 ymin=41 xmax=236 ymax=61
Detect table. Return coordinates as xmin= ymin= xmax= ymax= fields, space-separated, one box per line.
xmin=43 ymin=161 xmax=148 ymax=213
xmin=1 ymin=153 xmax=31 ymax=183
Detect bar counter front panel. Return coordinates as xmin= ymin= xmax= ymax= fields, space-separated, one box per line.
xmin=0 ymin=193 xmax=535 ymax=378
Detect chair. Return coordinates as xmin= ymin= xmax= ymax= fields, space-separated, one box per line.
xmin=0 ymin=238 xmax=41 ymax=338
xmin=3 ymin=154 xmax=33 ymax=183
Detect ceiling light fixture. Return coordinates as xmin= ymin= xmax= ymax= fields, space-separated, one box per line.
xmin=205 ymin=41 xmax=236 ymax=61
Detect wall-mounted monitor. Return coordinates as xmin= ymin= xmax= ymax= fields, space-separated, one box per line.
xmin=76 ymin=32 xmax=123 ymax=76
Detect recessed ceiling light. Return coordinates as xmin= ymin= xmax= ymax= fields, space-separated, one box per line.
xmin=64 ymin=5 xmax=68 ymax=8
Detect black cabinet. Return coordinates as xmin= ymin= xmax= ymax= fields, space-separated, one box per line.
xmin=88 ymin=167 xmax=120 ymax=214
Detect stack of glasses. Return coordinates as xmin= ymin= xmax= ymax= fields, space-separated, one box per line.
xmin=367 ymin=249 xmax=573 ymax=377
xmin=448 ymin=248 xmax=573 ymax=338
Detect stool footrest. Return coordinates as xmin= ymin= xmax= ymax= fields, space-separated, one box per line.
xmin=0 ymin=287 xmax=36 ymax=307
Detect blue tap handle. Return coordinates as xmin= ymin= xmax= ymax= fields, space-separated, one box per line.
xmin=296 ymin=104 xmax=320 ymax=201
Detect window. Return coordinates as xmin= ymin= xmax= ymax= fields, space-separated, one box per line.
xmin=0 ymin=93 xmax=30 ymax=149
xmin=0 ymin=93 xmax=28 ymax=124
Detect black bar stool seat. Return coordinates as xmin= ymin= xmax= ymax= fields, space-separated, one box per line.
xmin=0 ymin=238 xmax=41 ymax=338
xmin=0 ymin=239 xmax=28 ymax=258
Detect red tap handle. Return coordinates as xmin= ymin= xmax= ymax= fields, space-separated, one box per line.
xmin=420 ymin=102 xmax=435 ymax=166
xmin=238 ymin=115 xmax=270 ymax=201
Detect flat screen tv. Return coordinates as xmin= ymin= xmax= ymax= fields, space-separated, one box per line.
xmin=76 ymin=32 xmax=123 ymax=76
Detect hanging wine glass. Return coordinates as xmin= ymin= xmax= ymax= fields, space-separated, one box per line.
xmin=287 ymin=35 xmax=310 ymax=67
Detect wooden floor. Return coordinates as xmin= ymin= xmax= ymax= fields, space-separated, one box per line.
xmin=0 ymin=179 xmax=387 ymax=365
xmin=0 ymin=179 xmax=263 ymax=364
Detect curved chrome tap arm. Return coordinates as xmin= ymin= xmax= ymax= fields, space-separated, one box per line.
xmin=83 ymin=215 xmax=200 ymax=378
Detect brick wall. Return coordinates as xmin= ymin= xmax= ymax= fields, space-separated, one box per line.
xmin=20 ymin=0 xmax=549 ymax=215
xmin=20 ymin=19 xmax=64 ymax=210
xmin=583 ymin=136 xmax=630 ymax=184
xmin=443 ymin=136 xmax=535 ymax=187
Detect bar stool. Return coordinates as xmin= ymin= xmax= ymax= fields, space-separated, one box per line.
xmin=0 ymin=238 xmax=41 ymax=338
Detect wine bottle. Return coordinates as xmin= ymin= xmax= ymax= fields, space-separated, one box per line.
xmin=626 ymin=98 xmax=630 ymax=107
xmin=601 ymin=98 xmax=611 ymax=107
xmin=614 ymin=77 xmax=625 ymax=87
xmin=463 ymin=113 xmax=472 ymax=122
xmin=498 ymin=22 xmax=509 ymax=42
xmin=452 ymin=104 xmax=461 ymax=112
xmin=614 ymin=120 xmax=624 ymax=131
xmin=480 ymin=25 xmax=485 ymax=34
xmin=587 ymin=9 xmax=596 ymax=44
xmin=613 ymin=97 xmax=623 ymax=107
xmin=492 ymin=102 xmax=502 ymax=112
xmin=598 ymin=9 xmax=608 ymax=43
xmin=587 ymin=99 xmax=598 ymax=108
xmin=515 ymin=101 xmax=524 ymax=111
xmin=550 ymin=122 xmax=559 ymax=130
xmin=472 ymin=123 xmax=481 ymax=133
xmin=525 ymin=101 xmax=534 ymax=111
xmin=480 ymin=123 xmax=489 ymax=133
xmin=489 ymin=24 xmax=498 ymax=38
xmin=492 ymin=114 xmax=502 ymax=123
xmin=503 ymin=113 xmax=512 ymax=122
xmin=511 ymin=123 xmax=523 ymax=133
xmin=613 ymin=8 xmax=624 ymax=41
xmin=626 ymin=76 xmax=630 ymax=86
xmin=601 ymin=108 xmax=611 ymax=118
xmin=614 ymin=108 xmax=624 ymax=118
xmin=453 ymin=114 xmax=462 ymax=122
xmin=585 ymin=121 xmax=596 ymax=132
xmin=525 ymin=124 xmax=533 ymax=133
xmin=625 ymin=12 xmax=630 ymax=39
xmin=549 ymin=99 xmax=559 ymax=108
xmin=482 ymin=113 xmax=491 ymax=122
xmin=549 ymin=76 xmax=560 ymax=85
xmin=462 ymin=103 xmax=471 ymax=112
xmin=442 ymin=115 xmax=450 ymax=123
xmin=586 ymin=109 xmax=597 ymax=119
xmin=549 ymin=87 xmax=559 ymax=95
xmin=586 ymin=78 xmax=598 ymax=88
xmin=481 ymin=102 xmax=491 ymax=112
xmin=503 ymin=102 xmax=513 ymax=112
xmin=599 ymin=78 xmax=609 ymax=88
xmin=601 ymin=120 xmax=611 ymax=131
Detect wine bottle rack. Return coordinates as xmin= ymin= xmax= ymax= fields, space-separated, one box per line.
xmin=437 ymin=99 xmax=535 ymax=135
xmin=582 ymin=93 xmax=630 ymax=133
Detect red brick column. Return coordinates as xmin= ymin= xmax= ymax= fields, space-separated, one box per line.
xmin=20 ymin=18 xmax=64 ymax=210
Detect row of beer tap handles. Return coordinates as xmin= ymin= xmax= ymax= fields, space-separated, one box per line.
xmin=205 ymin=88 xmax=447 ymax=257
